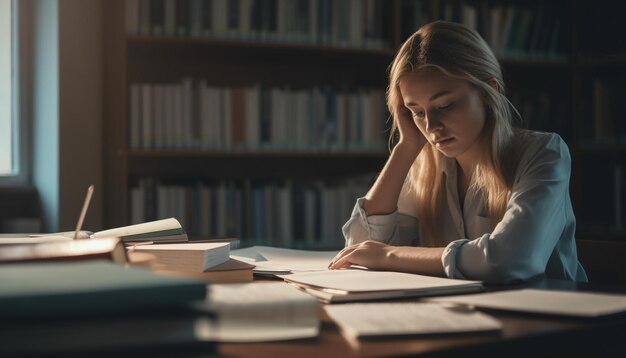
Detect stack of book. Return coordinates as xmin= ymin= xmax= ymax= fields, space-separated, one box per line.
xmin=130 ymin=241 xmax=254 ymax=283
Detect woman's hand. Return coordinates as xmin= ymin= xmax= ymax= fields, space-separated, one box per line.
xmin=328 ymin=241 xmax=447 ymax=276
xmin=328 ymin=240 xmax=394 ymax=271
xmin=394 ymin=100 xmax=427 ymax=151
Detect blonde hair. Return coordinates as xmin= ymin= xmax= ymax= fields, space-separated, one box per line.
xmin=387 ymin=21 xmax=517 ymax=245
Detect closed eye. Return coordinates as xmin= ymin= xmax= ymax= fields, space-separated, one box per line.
xmin=412 ymin=111 xmax=425 ymax=120
xmin=438 ymin=102 xmax=453 ymax=110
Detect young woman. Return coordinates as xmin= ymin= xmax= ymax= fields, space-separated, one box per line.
xmin=328 ymin=21 xmax=587 ymax=283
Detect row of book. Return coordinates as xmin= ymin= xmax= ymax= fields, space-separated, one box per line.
xmin=590 ymin=78 xmax=626 ymax=143
xmin=508 ymin=90 xmax=570 ymax=139
xmin=579 ymin=161 xmax=625 ymax=237
xmin=129 ymin=81 xmax=388 ymax=151
xmin=576 ymin=1 xmax=626 ymax=55
xmin=126 ymin=0 xmax=389 ymax=49
xmin=130 ymin=177 xmax=372 ymax=248
xmin=437 ymin=1 xmax=568 ymax=59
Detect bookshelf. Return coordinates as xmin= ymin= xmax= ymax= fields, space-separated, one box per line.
xmin=103 ymin=0 xmax=626 ymax=251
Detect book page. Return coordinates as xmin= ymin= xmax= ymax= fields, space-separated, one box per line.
xmin=429 ymin=289 xmax=626 ymax=317
xmin=326 ymin=302 xmax=502 ymax=338
xmin=92 ymin=218 xmax=182 ymax=239
xmin=194 ymin=282 xmax=320 ymax=342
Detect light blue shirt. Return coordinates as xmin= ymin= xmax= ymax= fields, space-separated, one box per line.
xmin=342 ymin=132 xmax=588 ymax=284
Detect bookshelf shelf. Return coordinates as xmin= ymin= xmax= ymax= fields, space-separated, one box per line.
xmin=104 ymin=0 xmax=626 ymax=245
xmin=127 ymin=150 xmax=389 ymax=159
xmin=127 ymin=153 xmax=387 ymax=180
xmin=574 ymin=142 xmax=626 ymax=154
xmin=579 ymin=54 xmax=626 ymax=66
xmin=497 ymin=55 xmax=573 ymax=68
xmin=127 ymin=35 xmax=398 ymax=57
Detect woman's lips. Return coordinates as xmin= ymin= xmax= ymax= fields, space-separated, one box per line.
xmin=433 ymin=137 xmax=454 ymax=146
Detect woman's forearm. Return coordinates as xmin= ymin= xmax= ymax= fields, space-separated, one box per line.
xmin=387 ymin=246 xmax=446 ymax=276
xmin=363 ymin=142 xmax=422 ymax=215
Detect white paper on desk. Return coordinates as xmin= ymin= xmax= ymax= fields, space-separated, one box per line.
xmin=283 ymin=269 xmax=482 ymax=292
xmin=428 ymin=289 xmax=626 ymax=317
xmin=326 ymin=302 xmax=502 ymax=338
xmin=194 ymin=282 xmax=320 ymax=342
xmin=231 ymin=245 xmax=338 ymax=273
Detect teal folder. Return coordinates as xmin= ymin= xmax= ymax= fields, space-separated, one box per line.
xmin=0 ymin=260 xmax=208 ymax=319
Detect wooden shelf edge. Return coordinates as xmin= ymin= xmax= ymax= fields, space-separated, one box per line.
xmin=126 ymin=35 xmax=397 ymax=57
xmin=579 ymin=54 xmax=626 ymax=66
xmin=572 ymin=142 xmax=626 ymax=153
xmin=127 ymin=150 xmax=390 ymax=159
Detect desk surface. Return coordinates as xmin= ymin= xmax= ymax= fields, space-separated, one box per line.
xmin=218 ymin=278 xmax=626 ymax=358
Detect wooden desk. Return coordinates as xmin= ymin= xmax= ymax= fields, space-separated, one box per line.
xmin=219 ymin=279 xmax=626 ymax=358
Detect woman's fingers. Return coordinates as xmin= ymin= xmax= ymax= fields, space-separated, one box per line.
xmin=329 ymin=241 xmax=385 ymax=270
xmin=328 ymin=245 xmax=357 ymax=268
xmin=329 ymin=249 xmax=358 ymax=269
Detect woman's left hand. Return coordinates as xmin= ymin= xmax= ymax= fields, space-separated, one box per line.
xmin=328 ymin=240 xmax=394 ymax=270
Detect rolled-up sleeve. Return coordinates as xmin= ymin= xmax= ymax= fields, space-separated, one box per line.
xmin=442 ymin=134 xmax=572 ymax=283
xmin=442 ymin=239 xmax=470 ymax=279
xmin=342 ymin=197 xmax=419 ymax=247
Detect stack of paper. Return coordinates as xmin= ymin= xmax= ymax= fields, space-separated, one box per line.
xmin=157 ymin=258 xmax=255 ymax=283
xmin=194 ymin=282 xmax=320 ymax=342
xmin=326 ymin=302 xmax=502 ymax=338
xmin=132 ymin=242 xmax=230 ymax=272
xmin=428 ymin=289 xmax=626 ymax=318
xmin=282 ymin=269 xmax=483 ymax=303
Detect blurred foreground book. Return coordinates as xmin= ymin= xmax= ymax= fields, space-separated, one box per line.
xmin=0 ymin=260 xmax=213 ymax=356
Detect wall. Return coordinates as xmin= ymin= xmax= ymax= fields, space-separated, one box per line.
xmin=27 ymin=0 xmax=103 ymax=232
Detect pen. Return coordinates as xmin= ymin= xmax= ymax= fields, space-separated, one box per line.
xmin=73 ymin=184 xmax=94 ymax=240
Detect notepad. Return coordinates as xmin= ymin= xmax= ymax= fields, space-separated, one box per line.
xmin=428 ymin=289 xmax=626 ymax=318
xmin=326 ymin=302 xmax=501 ymax=338
xmin=282 ymin=269 xmax=483 ymax=303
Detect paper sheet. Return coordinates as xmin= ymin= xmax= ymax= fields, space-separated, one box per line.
xmin=282 ymin=269 xmax=481 ymax=292
xmin=194 ymin=282 xmax=320 ymax=342
xmin=231 ymin=246 xmax=338 ymax=273
xmin=326 ymin=302 xmax=502 ymax=338
xmin=429 ymin=289 xmax=626 ymax=317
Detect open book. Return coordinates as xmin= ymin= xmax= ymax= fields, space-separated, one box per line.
xmin=1 ymin=218 xmax=188 ymax=245
xmin=282 ymin=269 xmax=483 ymax=303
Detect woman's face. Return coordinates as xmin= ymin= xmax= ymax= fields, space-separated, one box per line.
xmin=399 ymin=68 xmax=487 ymax=164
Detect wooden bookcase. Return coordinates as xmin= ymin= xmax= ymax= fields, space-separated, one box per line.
xmin=103 ymin=0 xmax=626 ymax=254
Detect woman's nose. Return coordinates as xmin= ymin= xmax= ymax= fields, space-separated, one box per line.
xmin=424 ymin=113 xmax=443 ymax=133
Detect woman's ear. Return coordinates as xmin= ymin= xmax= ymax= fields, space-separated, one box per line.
xmin=487 ymin=78 xmax=500 ymax=92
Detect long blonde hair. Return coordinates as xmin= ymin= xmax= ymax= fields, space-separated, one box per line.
xmin=387 ymin=21 xmax=517 ymax=245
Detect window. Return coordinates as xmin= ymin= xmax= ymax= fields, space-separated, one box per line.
xmin=0 ymin=0 xmax=15 ymax=177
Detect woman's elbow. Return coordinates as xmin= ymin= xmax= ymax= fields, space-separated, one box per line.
xmin=476 ymin=257 xmax=546 ymax=284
